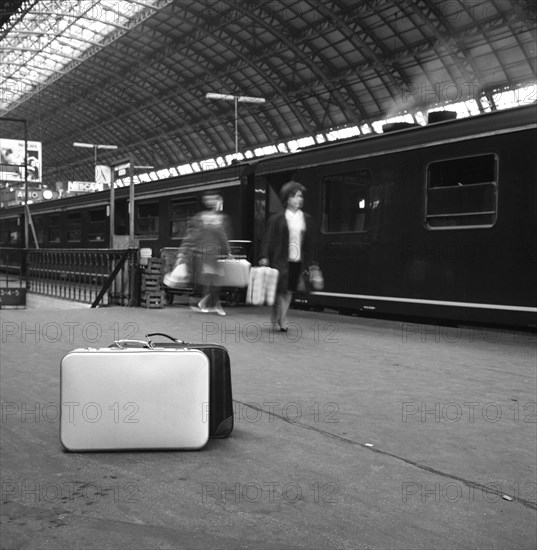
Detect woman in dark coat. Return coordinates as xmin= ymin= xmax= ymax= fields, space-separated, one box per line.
xmin=259 ymin=180 xmax=316 ymax=331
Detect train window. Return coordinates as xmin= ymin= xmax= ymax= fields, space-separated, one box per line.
xmin=88 ymin=209 xmax=106 ymax=242
xmin=322 ymin=171 xmax=371 ymax=233
xmin=0 ymin=218 xmax=20 ymax=244
xmin=136 ymin=202 xmax=159 ymax=237
xmin=66 ymin=212 xmax=82 ymax=242
xmin=48 ymin=215 xmax=60 ymax=243
xmin=426 ymin=154 xmax=497 ymax=228
xmin=33 ymin=216 xmax=45 ymax=245
xmin=169 ymin=199 xmax=197 ymax=239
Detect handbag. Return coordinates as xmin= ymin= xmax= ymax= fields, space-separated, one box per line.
xmin=306 ymin=265 xmax=324 ymax=291
xmin=163 ymin=260 xmax=190 ymax=288
xmin=297 ymin=265 xmax=324 ymax=292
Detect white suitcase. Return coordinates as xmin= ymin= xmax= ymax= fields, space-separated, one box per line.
xmin=60 ymin=345 xmax=210 ymax=451
xmin=218 ymin=258 xmax=251 ymax=288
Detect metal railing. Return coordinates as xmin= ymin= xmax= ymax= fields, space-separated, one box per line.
xmin=0 ymin=248 xmax=27 ymax=307
xmin=23 ymin=248 xmax=139 ymax=306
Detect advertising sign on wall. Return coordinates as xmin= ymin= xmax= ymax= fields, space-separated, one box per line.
xmin=0 ymin=138 xmax=42 ymax=183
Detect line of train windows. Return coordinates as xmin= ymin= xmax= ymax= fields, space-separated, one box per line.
xmin=426 ymin=154 xmax=497 ymax=228
xmin=136 ymin=202 xmax=159 ymax=237
xmin=321 ymin=170 xmax=371 ymax=233
xmin=88 ymin=209 xmax=107 ymax=242
xmin=169 ymin=199 xmax=197 ymax=239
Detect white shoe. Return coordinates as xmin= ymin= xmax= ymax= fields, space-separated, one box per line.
xmin=215 ymin=304 xmax=226 ymax=316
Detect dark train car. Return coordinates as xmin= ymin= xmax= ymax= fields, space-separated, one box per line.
xmin=253 ymin=105 xmax=537 ymax=327
xmin=1 ymin=105 xmax=535 ymax=327
xmin=0 ymin=162 xmax=255 ymax=255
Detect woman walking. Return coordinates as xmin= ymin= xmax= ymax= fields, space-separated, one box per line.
xmin=259 ymin=180 xmax=317 ymax=331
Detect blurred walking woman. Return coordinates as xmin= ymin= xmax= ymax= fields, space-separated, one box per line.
xmin=259 ymin=180 xmax=316 ymax=332
xmin=179 ymin=191 xmax=231 ymax=315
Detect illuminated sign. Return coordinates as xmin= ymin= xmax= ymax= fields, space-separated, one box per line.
xmin=68 ymin=181 xmax=103 ymax=193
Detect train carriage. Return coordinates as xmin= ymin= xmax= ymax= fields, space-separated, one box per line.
xmin=253 ymin=104 xmax=537 ymax=327
xmin=0 ymin=162 xmax=255 ymax=253
xmin=1 ymin=105 xmax=535 ymax=326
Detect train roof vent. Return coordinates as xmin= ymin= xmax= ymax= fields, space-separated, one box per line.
xmin=427 ymin=110 xmax=458 ymax=124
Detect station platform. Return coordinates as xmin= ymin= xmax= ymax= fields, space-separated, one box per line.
xmin=1 ymin=294 xmax=536 ymax=549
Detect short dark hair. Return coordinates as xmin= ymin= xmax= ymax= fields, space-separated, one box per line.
xmin=280 ymin=180 xmax=305 ymax=204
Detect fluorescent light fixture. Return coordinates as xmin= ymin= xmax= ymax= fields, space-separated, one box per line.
xmin=205 ymin=92 xmax=267 ymax=155
xmin=73 ymin=142 xmax=118 ymax=150
xmin=205 ymin=93 xmax=266 ymax=104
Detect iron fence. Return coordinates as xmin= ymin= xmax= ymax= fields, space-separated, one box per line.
xmin=22 ymin=248 xmax=139 ymax=306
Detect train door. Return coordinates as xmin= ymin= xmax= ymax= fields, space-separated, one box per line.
xmin=316 ymin=165 xmax=372 ymax=295
xmin=252 ymin=170 xmax=298 ymax=259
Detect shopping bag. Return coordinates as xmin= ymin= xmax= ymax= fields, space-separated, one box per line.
xmin=246 ymin=267 xmax=266 ymax=305
xmin=263 ymin=267 xmax=278 ymax=306
xmin=246 ymin=267 xmax=278 ymax=306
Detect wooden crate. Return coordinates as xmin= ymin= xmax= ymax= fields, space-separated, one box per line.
xmin=141 ymin=274 xmax=161 ymax=292
xmin=145 ymin=258 xmax=164 ymax=274
xmin=140 ymin=291 xmax=164 ymax=308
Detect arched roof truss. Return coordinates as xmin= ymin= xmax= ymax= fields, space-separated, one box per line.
xmin=0 ymin=0 xmax=535 ymax=186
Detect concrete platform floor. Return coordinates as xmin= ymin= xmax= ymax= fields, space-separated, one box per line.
xmin=1 ymin=294 xmax=536 ymax=549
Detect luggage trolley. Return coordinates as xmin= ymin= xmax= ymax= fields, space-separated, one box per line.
xmin=160 ymin=240 xmax=252 ymax=307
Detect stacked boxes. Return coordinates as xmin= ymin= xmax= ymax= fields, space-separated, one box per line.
xmin=140 ymin=258 xmax=164 ymax=308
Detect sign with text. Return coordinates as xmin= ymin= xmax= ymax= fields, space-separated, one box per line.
xmin=68 ymin=181 xmax=103 ymax=193
xmin=0 ymin=138 xmax=42 ymax=183
xmin=0 ymin=288 xmax=26 ymax=307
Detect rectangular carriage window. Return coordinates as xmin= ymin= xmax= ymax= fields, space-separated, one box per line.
xmin=426 ymin=154 xmax=497 ymax=228
xmin=48 ymin=215 xmax=60 ymax=243
xmin=33 ymin=216 xmax=45 ymax=245
xmin=322 ymin=171 xmax=371 ymax=233
xmin=88 ymin=209 xmax=106 ymax=242
xmin=0 ymin=218 xmax=20 ymax=244
xmin=136 ymin=202 xmax=159 ymax=237
xmin=169 ymin=199 xmax=197 ymax=239
xmin=66 ymin=212 xmax=82 ymax=242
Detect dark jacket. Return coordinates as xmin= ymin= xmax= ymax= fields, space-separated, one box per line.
xmin=260 ymin=210 xmax=316 ymax=292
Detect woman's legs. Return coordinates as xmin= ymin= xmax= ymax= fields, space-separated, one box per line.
xmin=199 ymin=272 xmax=225 ymax=315
xmin=271 ymin=290 xmax=292 ymax=330
xmin=278 ymin=291 xmax=292 ymax=330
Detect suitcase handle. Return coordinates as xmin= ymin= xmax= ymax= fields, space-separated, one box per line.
xmin=109 ymin=339 xmax=154 ymax=349
xmin=145 ymin=332 xmax=185 ymax=345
